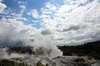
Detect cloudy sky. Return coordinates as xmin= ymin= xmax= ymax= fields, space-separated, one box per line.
xmin=0 ymin=0 xmax=100 ymax=46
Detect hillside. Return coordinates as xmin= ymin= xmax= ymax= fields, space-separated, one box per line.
xmin=58 ymin=41 xmax=100 ymax=60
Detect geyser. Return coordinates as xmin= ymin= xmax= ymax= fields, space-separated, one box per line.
xmin=0 ymin=22 xmax=63 ymax=58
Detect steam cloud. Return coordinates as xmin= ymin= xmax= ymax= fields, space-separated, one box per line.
xmin=0 ymin=22 xmax=62 ymax=58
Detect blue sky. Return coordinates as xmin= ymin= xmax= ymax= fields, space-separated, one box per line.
xmin=1 ymin=0 xmax=96 ymax=29
xmin=3 ymin=0 xmax=48 ymax=10
xmin=0 ymin=0 xmax=100 ymax=45
xmin=2 ymin=0 xmax=52 ymax=28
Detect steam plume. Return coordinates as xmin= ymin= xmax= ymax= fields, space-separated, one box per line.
xmin=0 ymin=22 xmax=62 ymax=58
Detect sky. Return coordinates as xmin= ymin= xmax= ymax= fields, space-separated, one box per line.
xmin=0 ymin=0 xmax=100 ymax=46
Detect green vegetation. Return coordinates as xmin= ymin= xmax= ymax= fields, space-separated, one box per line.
xmin=36 ymin=61 xmax=48 ymax=66
xmin=0 ymin=59 xmax=31 ymax=66
xmin=58 ymin=41 xmax=100 ymax=60
xmin=7 ymin=46 xmax=52 ymax=56
xmin=7 ymin=46 xmax=35 ymax=55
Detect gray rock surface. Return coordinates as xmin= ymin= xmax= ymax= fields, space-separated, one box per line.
xmin=24 ymin=56 xmax=91 ymax=66
xmin=49 ymin=56 xmax=91 ymax=66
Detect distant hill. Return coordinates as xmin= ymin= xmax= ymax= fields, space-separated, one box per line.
xmin=7 ymin=46 xmax=35 ymax=55
xmin=58 ymin=41 xmax=100 ymax=60
xmin=0 ymin=41 xmax=25 ymax=47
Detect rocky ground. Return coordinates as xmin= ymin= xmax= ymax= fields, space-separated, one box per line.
xmin=0 ymin=55 xmax=100 ymax=66
xmin=11 ymin=55 xmax=96 ymax=66
xmin=20 ymin=55 xmax=100 ymax=66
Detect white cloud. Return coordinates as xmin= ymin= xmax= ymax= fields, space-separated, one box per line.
xmin=18 ymin=1 xmax=27 ymax=14
xmin=39 ymin=0 xmax=100 ymax=45
xmin=27 ymin=9 xmax=39 ymax=19
xmin=0 ymin=3 xmax=6 ymax=13
xmin=18 ymin=1 xmax=27 ymax=5
xmin=19 ymin=5 xmax=26 ymax=13
xmin=63 ymin=0 xmax=89 ymax=5
xmin=1 ymin=12 xmax=28 ymax=21
xmin=19 ymin=5 xmax=26 ymax=9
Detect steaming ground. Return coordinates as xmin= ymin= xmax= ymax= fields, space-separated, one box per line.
xmin=0 ymin=47 xmax=93 ymax=66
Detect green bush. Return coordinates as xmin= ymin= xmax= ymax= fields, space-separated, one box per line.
xmin=36 ymin=61 xmax=48 ymax=66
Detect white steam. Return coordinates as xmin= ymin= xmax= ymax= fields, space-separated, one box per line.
xmin=0 ymin=47 xmax=27 ymax=59
xmin=30 ymin=33 xmax=62 ymax=58
xmin=0 ymin=22 xmax=62 ymax=58
xmin=0 ymin=48 xmax=9 ymax=59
